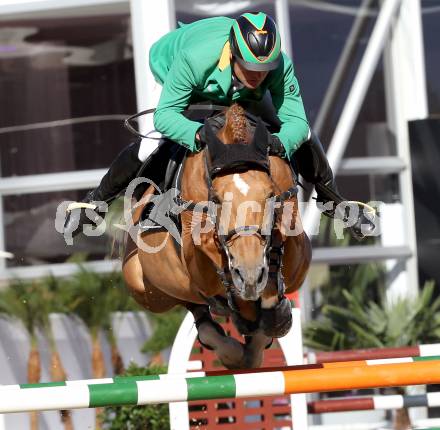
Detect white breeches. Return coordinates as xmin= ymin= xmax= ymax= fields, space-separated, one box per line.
xmin=137 ymin=83 xmax=163 ymax=162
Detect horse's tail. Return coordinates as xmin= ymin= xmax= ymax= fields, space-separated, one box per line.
xmin=106 ymin=197 xmax=129 ymax=261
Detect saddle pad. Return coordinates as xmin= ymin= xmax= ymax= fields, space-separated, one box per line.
xmin=139 ymin=189 xmax=183 ymax=245
xmin=138 ymin=141 xmax=187 ymax=241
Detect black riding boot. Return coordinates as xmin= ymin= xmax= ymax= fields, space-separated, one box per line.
xmin=293 ymin=132 xmax=376 ymax=240
xmin=63 ymin=139 xmax=143 ymax=238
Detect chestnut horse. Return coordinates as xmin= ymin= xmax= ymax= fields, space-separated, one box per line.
xmin=122 ymin=104 xmax=311 ymax=369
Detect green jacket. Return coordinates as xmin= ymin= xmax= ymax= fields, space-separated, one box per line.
xmin=149 ymin=16 xmax=310 ymax=158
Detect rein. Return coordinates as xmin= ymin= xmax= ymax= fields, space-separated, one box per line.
xmin=124 ymin=105 xmax=272 ymax=140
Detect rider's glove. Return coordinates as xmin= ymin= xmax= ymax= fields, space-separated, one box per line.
xmin=269 ymin=134 xmax=286 ymax=157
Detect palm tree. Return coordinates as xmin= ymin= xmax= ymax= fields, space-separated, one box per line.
xmin=41 ymin=275 xmax=82 ymax=430
xmin=100 ymin=271 xmax=138 ymax=374
xmin=304 ymin=281 xmax=440 ymax=429
xmin=0 ymin=280 xmax=48 ymax=430
xmin=68 ymin=265 xmax=138 ymax=428
xmin=305 ymin=215 xmax=440 ymax=429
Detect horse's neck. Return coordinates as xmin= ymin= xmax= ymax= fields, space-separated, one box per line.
xmin=179 ymin=150 xmax=224 ymax=294
xmin=181 ymin=150 xmax=209 ymax=201
xmin=268 ymin=155 xmax=296 ymax=192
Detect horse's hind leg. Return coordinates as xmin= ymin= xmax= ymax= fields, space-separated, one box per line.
xmin=187 ymin=304 xmax=248 ymax=370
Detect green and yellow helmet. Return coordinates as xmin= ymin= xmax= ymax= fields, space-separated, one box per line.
xmin=229 ymin=12 xmax=281 ymax=72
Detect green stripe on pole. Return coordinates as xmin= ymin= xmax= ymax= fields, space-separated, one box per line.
xmin=416 ymin=428 xmax=440 ymax=430
xmin=113 ymin=375 xmax=160 ymax=384
xmin=414 ymin=356 xmax=440 ymax=362
xmin=20 ymin=382 xmax=66 ymax=389
xmin=89 ymin=382 xmax=138 ymax=407
xmin=187 ymin=375 xmax=236 ymax=401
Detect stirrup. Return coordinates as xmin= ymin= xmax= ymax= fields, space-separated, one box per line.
xmin=66 ymin=201 xmax=97 ymax=212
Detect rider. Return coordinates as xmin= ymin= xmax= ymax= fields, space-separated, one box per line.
xmin=64 ymin=12 xmax=374 ymax=239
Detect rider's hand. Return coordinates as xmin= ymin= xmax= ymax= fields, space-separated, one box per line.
xmin=195 ymin=126 xmax=206 ymax=149
xmin=196 ymin=116 xmax=225 ymax=146
xmin=269 ymin=134 xmax=286 ymax=157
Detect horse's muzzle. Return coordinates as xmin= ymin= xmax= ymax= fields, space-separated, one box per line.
xmin=231 ymin=263 xmax=269 ymax=300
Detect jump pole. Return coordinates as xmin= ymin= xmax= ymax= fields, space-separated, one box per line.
xmin=1 ymin=358 xmax=440 ymax=413
xmin=1 ymin=354 xmax=437 ymax=391
xmin=308 ymin=392 xmax=440 ymax=414
xmin=307 ymin=343 xmax=440 ymax=364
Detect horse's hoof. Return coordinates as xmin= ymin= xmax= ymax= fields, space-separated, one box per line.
xmin=217 ymin=337 xmax=246 ymax=369
xmin=231 ymin=312 xmax=259 ymax=336
xmin=260 ymin=296 xmax=292 ymax=338
xmin=242 ymin=347 xmax=264 ymax=368
xmin=195 ymin=315 xmax=245 ymax=368
xmin=241 ymin=334 xmax=272 ymax=368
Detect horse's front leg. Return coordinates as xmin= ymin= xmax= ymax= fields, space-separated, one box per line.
xmin=259 ymin=283 xmax=293 ymax=338
xmin=259 ymin=232 xmax=311 ymax=337
xmin=187 ymin=304 xmax=246 ymax=369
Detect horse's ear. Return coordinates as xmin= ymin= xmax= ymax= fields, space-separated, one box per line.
xmin=251 ymin=119 xmax=270 ymax=155
xmin=204 ymin=120 xmax=226 ymax=155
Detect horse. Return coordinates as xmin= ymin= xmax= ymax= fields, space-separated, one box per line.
xmin=122 ymin=103 xmax=311 ymax=369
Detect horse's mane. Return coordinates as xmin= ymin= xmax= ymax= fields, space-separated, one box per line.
xmin=221 ymin=103 xmax=251 ymax=145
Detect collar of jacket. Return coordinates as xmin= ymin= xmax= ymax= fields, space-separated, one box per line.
xmin=211 ymin=41 xmax=232 ymax=96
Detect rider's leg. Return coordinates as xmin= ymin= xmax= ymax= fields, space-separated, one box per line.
xmin=243 ymin=92 xmax=375 ymax=239
xmin=63 ymin=138 xmax=154 ymax=237
xmin=293 ymin=132 xmax=375 ymax=239
xmin=63 ymin=84 xmax=163 ymax=238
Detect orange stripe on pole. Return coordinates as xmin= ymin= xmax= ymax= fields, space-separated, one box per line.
xmin=283 ymin=360 xmax=440 ymax=394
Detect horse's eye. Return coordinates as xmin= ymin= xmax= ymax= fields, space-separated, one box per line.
xmin=212 ymin=196 xmax=220 ymax=204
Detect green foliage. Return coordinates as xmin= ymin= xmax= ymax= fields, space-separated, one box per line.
xmin=304 ymin=280 xmax=440 ymax=351
xmin=0 ymin=264 xmax=140 ymax=343
xmin=66 ymin=265 xmax=138 ymax=336
xmin=310 ymin=214 xmax=385 ymax=313
xmin=142 ymin=307 xmax=185 ymax=354
xmin=39 ymin=274 xmax=82 ymax=314
xmin=310 ymin=262 xmax=384 ymax=320
xmin=100 ymin=363 xmax=169 ymax=430
xmin=0 ymin=279 xmax=49 ymax=342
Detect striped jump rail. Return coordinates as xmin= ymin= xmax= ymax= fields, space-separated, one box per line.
xmin=2 ymin=355 xmax=437 ymax=391
xmin=307 ymin=343 xmax=440 ymax=364
xmin=2 ymin=357 xmax=440 ymax=413
xmin=308 ymin=392 xmax=440 ymax=414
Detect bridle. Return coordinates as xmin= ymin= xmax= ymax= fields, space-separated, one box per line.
xmin=126 ymin=105 xmax=298 ymax=309
xmin=174 ymin=148 xmax=298 ymax=311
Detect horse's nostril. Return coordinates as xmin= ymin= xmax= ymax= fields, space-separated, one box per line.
xmin=234 ymin=268 xmax=244 ymax=283
xmin=257 ymin=267 xmax=265 ymax=284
